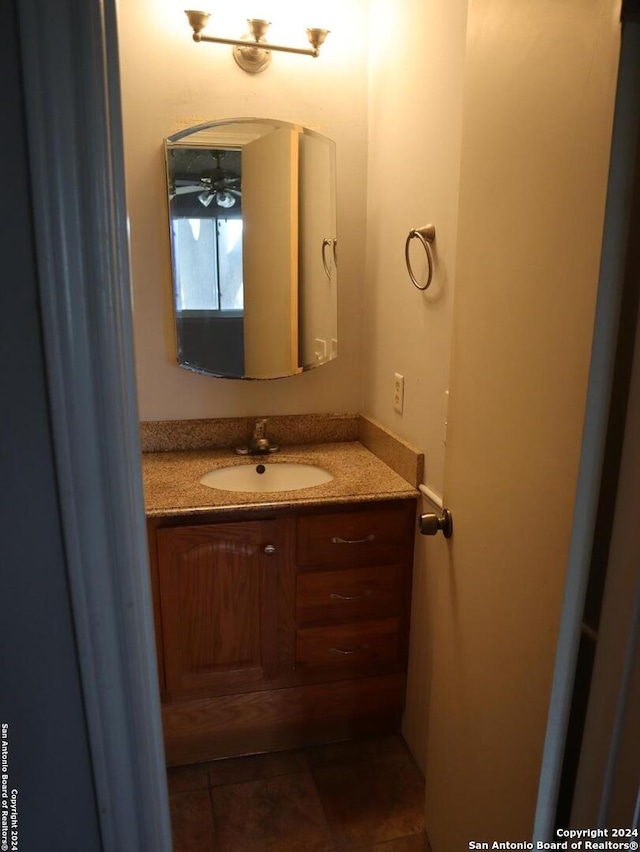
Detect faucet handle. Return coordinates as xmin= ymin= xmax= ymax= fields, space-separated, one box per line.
xmin=253 ymin=418 xmax=268 ymax=438
xmin=253 ymin=416 xmax=278 ymax=453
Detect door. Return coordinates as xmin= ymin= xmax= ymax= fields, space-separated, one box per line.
xmin=298 ymin=132 xmax=338 ymax=366
xmin=156 ymin=520 xmax=284 ymax=699
xmin=242 ymin=127 xmax=299 ymax=377
xmin=423 ymin=1 xmax=622 ymax=848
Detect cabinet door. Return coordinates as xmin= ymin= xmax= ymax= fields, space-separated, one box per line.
xmin=156 ymin=520 xmax=285 ymax=699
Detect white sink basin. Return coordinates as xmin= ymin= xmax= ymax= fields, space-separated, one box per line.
xmin=199 ymin=462 xmax=334 ymax=493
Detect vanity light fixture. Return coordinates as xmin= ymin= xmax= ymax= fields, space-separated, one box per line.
xmin=185 ymin=10 xmax=330 ymax=74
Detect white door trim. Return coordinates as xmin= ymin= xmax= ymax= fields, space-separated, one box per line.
xmin=534 ymin=13 xmax=640 ymax=839
xmin=16 ymin=1 xmax=172 ymax=848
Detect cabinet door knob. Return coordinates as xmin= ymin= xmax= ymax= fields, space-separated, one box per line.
xmin=264 ymin=544 xmax=276 ymax=555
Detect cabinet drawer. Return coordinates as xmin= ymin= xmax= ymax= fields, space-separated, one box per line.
xmin=296 ymin=506 xmax=413 ymax=569
xmin=296 ymin=565 xmax=403 ymax=624
xmin=296 ymin=619 xmax=400 ymax=669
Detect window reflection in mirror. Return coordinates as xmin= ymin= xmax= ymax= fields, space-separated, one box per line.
xmin=173 ymin=216 xmax=244 ymax=311
xmin=164 ymin=119 xmax=338 ymax=380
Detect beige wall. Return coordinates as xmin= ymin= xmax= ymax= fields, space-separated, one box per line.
xmin=364 ymin=0 xmax=468 ymax=498
xmin=364 ymin=0 xmax=469 ymax=770
xmin=118 ymin=0 xmax=368 ymax=420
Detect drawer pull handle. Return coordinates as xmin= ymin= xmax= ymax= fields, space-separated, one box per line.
xmin=329 ymin=645 xmax=370 ymax=656
xmin=329 ymin=590 xmax=373 ymax=601
xmin=330 ymin=534 xmax=375 ymax=545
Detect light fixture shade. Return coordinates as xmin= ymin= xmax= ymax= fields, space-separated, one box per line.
xmin=185 ymin=10 xmax=211 ymax=33
xmin=198 ymin=190 xmax=215 ymax=207
xmin=215 ymin=191 xmax=236 ymax=208
xmin=306 ymin=27 xmax=329 ymax=50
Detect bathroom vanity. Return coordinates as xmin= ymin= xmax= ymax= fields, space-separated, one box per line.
xmin=142 ymin=421 xmax=420 ymax=766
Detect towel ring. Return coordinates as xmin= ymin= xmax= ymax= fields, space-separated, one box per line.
xmin=405 ymin=225 xmax=436 ymax=290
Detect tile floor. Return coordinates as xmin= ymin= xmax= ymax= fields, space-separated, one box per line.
xmin=167 ymin=734 xmax=431 ymax=852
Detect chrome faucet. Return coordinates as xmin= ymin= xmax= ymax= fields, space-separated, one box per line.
xmin=235 ymin=418 xmax=280 ymax=455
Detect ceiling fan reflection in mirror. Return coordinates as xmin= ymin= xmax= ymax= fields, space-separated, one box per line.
xmin=170 ymin=150 xmax=241 ymax=209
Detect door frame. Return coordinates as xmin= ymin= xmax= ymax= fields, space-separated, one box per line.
xmin=15 ymin=1 xmax=171 ymax=848
xmin=534 ymin=7 xmax=640 ymax=838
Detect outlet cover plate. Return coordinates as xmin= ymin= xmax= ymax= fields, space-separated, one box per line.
xmin=394 ymin=373 xmax=404 ymax=414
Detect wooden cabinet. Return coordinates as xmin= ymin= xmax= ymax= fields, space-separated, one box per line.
xmin=147 ymin=499 xmax=416 ymax=765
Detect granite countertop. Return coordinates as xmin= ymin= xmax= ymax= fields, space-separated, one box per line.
xmin=142 ymin=441 xmax=418 ymax=517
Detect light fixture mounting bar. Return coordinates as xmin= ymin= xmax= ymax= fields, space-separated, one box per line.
xmin=195 ymin=32 xmax=319 ymax=57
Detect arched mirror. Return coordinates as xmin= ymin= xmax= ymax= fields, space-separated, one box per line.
xmin=165 ymin=118 xmax=338 ymax=379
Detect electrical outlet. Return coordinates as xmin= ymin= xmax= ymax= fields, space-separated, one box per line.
xmin=393 ymin=373 xmax=404 ymax=414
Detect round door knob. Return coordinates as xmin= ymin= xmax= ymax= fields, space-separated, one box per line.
xmin=264 ymin=544 xmax=276 ymax=555
xmin=419 ymin=508 xmax=453 ymax=538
